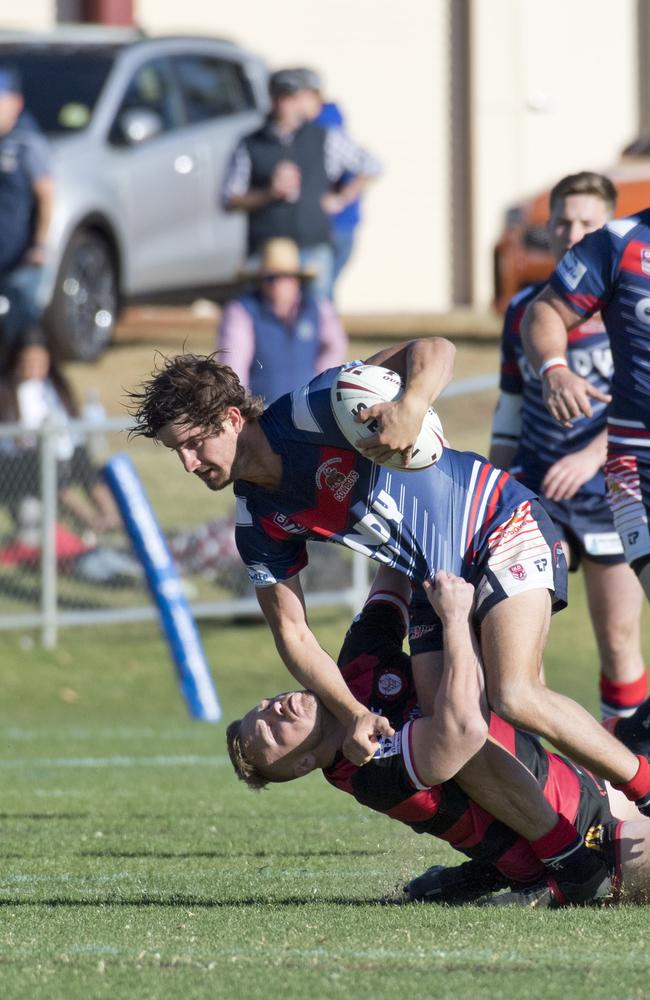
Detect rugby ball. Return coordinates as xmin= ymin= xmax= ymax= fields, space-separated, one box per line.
xmin=330 ymin=364 xmax=445 ymax=470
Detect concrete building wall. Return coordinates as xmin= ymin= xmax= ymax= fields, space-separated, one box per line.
xmin=471 ymin=0 xmax=638 ymax=305
xmin=1 ymin=1 xmax=52 ymax=30
xmin=0 ymin=0 xmax=642 ymax=312
xmin=135 ymin=0 xmax=452 ymax=314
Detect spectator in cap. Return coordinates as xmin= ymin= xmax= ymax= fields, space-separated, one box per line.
xmin=217 ymin=236 xmax=347 ymax=405
xmin=0 ymin=66 xmax=55 ymax=359
xmin=292 ymin=67 xmax=380 ymax=293
xmin=221 ymin=68 xmax=380 ymax=301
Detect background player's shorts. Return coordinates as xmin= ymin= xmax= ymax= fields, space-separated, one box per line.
xmin=409 ymin=499 xmax=567 ymax=656
xmin=605 ymin=454 xmax=650 ymax=566
xmin=540 ymin=492 xmax=625 ymax=571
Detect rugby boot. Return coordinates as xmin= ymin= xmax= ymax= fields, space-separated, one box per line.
xmin=404 ymin=859 xmax=509 ymax=904
xmin=609 ymin=697 xmax=650 ymax=759
xmin=479 ymin=880 xmax=558 ymax=908
xmin=481 ymin=865 xmax=613 ymax=908
xmin=550 ymin=850 xmax=613 ymax=905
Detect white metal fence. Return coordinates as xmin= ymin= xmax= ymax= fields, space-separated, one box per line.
xmin=0 ymin=374 xmax=497 ymax=647
xmin=0 ymin=415 xmax=370 ymax=646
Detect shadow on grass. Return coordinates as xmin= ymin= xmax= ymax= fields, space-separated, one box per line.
xmin=0 ymin=895 xmax=403 ymax=908
xmin=0 ymin=813 xmax=90 ymax=820
xmin=79 ymin=849 xmax=388 ymax=859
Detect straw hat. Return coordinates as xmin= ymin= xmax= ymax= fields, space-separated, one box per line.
xmin=241 ymin=238 xmax=319 ymax=281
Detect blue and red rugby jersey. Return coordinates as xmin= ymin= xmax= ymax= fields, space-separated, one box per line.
xmin=549 ymin=210 xmax=650 ymax=458
xmin=322 ymin=591 xmax=607 ymax=883
xmin=234 ymin=363 xmax=540 ymax=588
xmin=498 ymin=282 xmax=612 ymax=495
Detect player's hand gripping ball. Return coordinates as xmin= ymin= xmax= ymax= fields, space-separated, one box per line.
xmin=331 ymin=364 xmax=445 ymax=470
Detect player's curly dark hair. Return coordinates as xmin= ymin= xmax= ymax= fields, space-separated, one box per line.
xmin=126 ymin=352 xmax=265 ymax=440
xmin=226 ymin=719 xmax=270 ymax=792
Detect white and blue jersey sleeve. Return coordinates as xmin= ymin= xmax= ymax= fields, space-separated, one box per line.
xmin=550 ymin=210 xmax=650 ymax=435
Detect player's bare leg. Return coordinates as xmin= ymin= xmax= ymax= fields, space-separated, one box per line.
xmin=413 ymin=650 xmax=564 ymax=839
xmin=412 ymin=646 xmax=612 ymax=902
xmin=481 ymin=588 xmax=641 ymax=784
xmin=582 ymin=557 xmax=646 ymax=716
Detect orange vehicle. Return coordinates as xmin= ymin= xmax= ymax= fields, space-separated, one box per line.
xmin=493 ymin=140 xmax=650 ymax=312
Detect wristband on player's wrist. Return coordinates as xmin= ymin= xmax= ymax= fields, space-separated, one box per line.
xmin=538 ymin=356 xmax=569 ymax=378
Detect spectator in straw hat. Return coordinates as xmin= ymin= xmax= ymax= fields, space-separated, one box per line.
xmin=218 ymin=237 xmax=347 ymax=405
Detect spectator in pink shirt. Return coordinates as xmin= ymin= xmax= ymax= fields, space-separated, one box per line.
xmin=218 ymin=238 xmax=347 ymax=405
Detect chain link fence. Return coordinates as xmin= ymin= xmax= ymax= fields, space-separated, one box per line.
xmin=0 ymin=416 xmax=368 ymax=646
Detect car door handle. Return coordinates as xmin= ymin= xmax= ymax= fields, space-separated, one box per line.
xmin=174 ymin=154 xmax=195 ymax=175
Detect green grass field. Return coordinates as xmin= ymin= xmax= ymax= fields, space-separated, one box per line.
xmin=0 ymin=586 xmax=649 ymax=1000
xmin=0 ymin=331 xmax=648 ymax=998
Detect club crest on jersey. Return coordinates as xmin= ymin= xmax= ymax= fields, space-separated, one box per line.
xmin=509 ymin=562 xmax=527 ymax=581
xmin=377 ymin=670 xmax=405 ymax=699
xmin=315 ymin=456 xmax=359 ymax=501
xmin=641 ymin=248 xmax=650 ymax=276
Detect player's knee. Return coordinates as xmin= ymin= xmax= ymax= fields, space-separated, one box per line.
xmin=488 ymin=679 xmax=542 ymax=729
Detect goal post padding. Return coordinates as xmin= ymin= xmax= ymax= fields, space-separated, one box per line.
xmin=103 ymin=453 xmax=221 ymax=722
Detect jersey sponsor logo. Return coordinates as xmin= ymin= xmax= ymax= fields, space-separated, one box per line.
xmin=508 ymin=562 xmax=527 ymax=580
xmin=272 ymin=512 xmax=309 ymax=535
xmin=557 ymin=250 xmax=587 ymax=291
xmin=341 ymin=489 xmax=404 ymax=563
xmin=634 ymin=296 xmax=650 ymax=325
xmin=377 ymin=670 xmax=404 ymax=698
xmin=583 ymin=531 xmax=624 ymax=557
xmin=409 ymin=622 xmax=436 ymax=641
xmin=488 ymin=504 xmax=529 ymax=549
xmin=517 ymin=345 xmax=612 ymax=382
xmin=639 ymin=242 xmax=650 ymax=273
xmin=247 ymin=562 xmax=277 ymax=585
xmin=314 ymin=456 xmax=360 ymax=501
xmin=570 ymin=346 xmax=613 ymax=379
xmin=372 ymin=730 xmax=402 ymax=761
xmin=534 ymin=557 xmax=548 ymax=572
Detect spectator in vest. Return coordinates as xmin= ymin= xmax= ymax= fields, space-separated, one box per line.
xmin=217 ymin=237 xmax=347 ymax=405
xmin=222 ymin=68 xmax=380 ymax=301
xmin=293 ymin=68 xmax=373 ymax=293
xmin=0 ymin=67 xmax=54 ymax=359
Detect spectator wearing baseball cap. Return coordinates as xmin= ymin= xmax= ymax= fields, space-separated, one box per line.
xmin=222 ymin=66 xmax=380 ymax=301
xmin=0 ymin=65 xmax=55 ymax=359
xmin=217 ymin=237 xmax=347 ymax=405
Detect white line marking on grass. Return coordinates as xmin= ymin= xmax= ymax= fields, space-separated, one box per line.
xmin=0 ymin=755 xmax=229 ymax=768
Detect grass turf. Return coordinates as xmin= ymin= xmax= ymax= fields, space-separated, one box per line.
xmin=0 ymin=333 xmax=648 ymax=997
xmin=0 ymin=592 xmax=649 ymax=1000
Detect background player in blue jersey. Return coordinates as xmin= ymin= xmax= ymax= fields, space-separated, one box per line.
xmin=129 ymin=339 xmax=650 ymax=875
xmin=521 ymin=197 xmax=650 ymax=612
xmin=227 ymin=567 xmax=650 ymax=906
xmin=490 ymin=172 xmax=646 ymax=722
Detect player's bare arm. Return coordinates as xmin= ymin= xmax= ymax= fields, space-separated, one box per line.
xmin=354 ymin=337 xmax=456 ymax=464
xmin=408 ymin=574 xmax=489 ymax=785
xmin=256 ymin=574 xmax=394 ymax=766
xmin=521 ymin=287 xmax=611 ymax=427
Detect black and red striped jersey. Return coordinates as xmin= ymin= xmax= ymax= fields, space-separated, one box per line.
xmin=324 ymin=592 xmax=611 ymax=882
